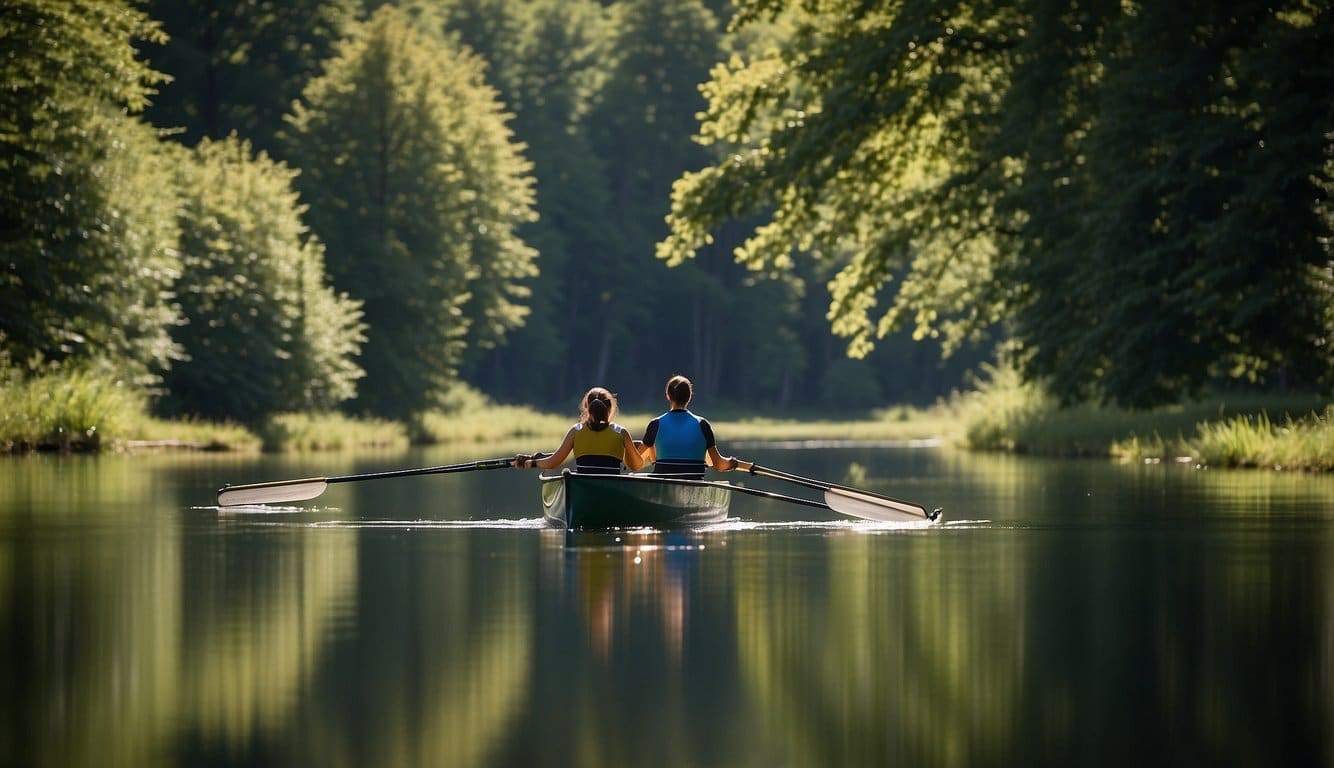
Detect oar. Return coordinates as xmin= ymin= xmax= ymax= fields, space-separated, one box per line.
xmin=707 ymin=481 xmax=831 ymax=511
xmin=216 ymin=457 xmax=515 ymax=507
xmin=742 ymin=462 xmax=942 ymax=523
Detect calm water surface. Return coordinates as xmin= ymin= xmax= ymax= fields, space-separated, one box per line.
xmin=3 ymin=444 xmax=1333 ymax=766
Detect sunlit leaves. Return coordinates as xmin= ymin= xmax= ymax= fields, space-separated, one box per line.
xmin=285 ymin=6 xmax=535 ymax=417
xmin=662 ymin=0 xmax=1334 ymax=405
xmin=164 ymin=136 xmax=364 ymax=420
xmin=0 ymin=1 xmax=180 ymax=384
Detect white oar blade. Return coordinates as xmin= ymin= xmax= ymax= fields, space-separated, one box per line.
xmin=218 ymin=479 xmax=328 ymax=507
xmin=825 ymin=487 xmax=932 ymax=523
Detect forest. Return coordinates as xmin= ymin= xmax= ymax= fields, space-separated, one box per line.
xmin=1 ymin=0 xmax=1331 ymax=461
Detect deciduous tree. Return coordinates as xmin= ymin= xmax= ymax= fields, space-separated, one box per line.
xmin=285 ymin=7 xmax=535 ymax=417
xmin=165 ymin=137 xmax=364 ymax=420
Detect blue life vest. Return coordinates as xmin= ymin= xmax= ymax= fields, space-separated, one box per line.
xmin=653 ymin=409 xmax=708 ymax=461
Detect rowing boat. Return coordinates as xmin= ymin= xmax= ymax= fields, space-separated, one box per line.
xmin=540 ymin=470 xmax=730 ymax=529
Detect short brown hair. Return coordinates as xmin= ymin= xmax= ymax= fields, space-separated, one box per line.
xmin=665 ymin=375 xmax=692 ymax=407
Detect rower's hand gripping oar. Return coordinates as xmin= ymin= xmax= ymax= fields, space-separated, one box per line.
xmin=742 ymin=462 xmax=942 ymax=523
xmin=216 ymin=457 xmax=516 ymax=507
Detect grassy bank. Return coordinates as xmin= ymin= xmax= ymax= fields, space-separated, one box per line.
xmin=955 ymin=365 xmax=1329 ymax=470
xmin=0 ymin=368 xmax=259 ymax=452
xmin=0 ymin=368 xmax=390 ymax=454
xmin=4 ymin=365 xmax=1326 ymax=470
xmin=1112 ymin=408 xmax=1333 ymax=471
xmin=1 ymin=369 xmax=950 ymax=455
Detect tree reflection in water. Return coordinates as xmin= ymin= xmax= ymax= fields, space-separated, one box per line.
xmin=5 ymin=448 xmax=1334 ymax=766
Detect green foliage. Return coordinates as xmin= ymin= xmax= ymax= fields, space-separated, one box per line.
xmin=662 ymin=0 xmax=1334 ymax=406
xmin=957 ymin=363 xmax=1329 ymax=459
xmin=1 ymin=0 xmax=182 ymax=382
xmin=462 ymin=0 xmax=613 ymax=398
xmin=126 ymin=417 xmax=261 ymax=452
xmin=398 ymin=0 xmax=525 ymax=100
xmin=1112 ymin=409 xmax=1334 ymax=472
xmin=165 ymin=136 xmax=364 ymax=421
xmin=256 ymin=412 xmax=408 ymax=452
xmin=0 ymin=362 xmax=145 ymax=451
xmin=410 ymin=405 xmax=573 ymax=445
xmin=285 ymin=6 xmax=536 ymax=418
xmin=142 ymin=0 xmax=358 ymax=154
xmin=1186 ymin=409 xmax=1333 ymax=472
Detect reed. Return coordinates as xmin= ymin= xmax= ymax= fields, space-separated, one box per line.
xmin=126 ymin=417 xmax=262 ymax=452
xmin=256 ymin=412 xmax=409 ymax=452
xmin=958 ymin=364 xmax=1330 ymax=470
xmin=410 ymin=405 xmax=573 ymax=445
xmin=0 ymin=367 xmax=144 ymax=451
xmin=1114 ymin=408 xmax=1333 ymax=471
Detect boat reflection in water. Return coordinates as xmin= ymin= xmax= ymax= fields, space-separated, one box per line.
xmin=543 ymin=529 xmax=716 ymax=669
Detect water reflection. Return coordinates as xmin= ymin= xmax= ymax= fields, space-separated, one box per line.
xmin=558 ymin=531 xmax=706 ymax=667
xmin=732 ymin=531 xmax=1026 ymax=766
xmin=1 ymin=447 xmax=1332 ymax=765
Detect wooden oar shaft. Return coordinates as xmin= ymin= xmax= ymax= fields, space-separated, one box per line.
xmin=325 ymin=457 xmax=513 ymax=485
xmin=711 ymin=481 xmax=830 ymax=511
xmin=747 ymin=462 xmax=939 ymax=521
xmin=217 ymin=456 xmax=514 ymax=506
xmin=749 ymin=463 xmax=917 ymax=507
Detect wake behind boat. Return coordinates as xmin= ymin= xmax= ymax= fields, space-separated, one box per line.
xmin=540 ymin=470 xmax=730 ymax=529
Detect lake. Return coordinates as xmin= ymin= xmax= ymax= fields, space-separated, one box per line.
xmin=2 ymin=443 xmax=1332 ymax=766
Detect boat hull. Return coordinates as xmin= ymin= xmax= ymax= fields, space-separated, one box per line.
xmin=540 ymin=471 xmax=730 ymax=529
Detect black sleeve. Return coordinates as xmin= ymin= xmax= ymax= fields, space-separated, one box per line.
xmin=642 ymin=418 xmax=660 ymax=447
xmin=699 ymin=418 xmax=716 ymax=449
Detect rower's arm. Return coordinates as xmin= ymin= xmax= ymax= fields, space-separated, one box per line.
xmin=621 ymin=431 xmax=646 ymax=471
xmin=706 ymin=446 xmax=751 ymax=473
xmin=636 ymin=418 xmax=660 ymax=465
xmin=526 ymin=429 xmax=574 ymax=470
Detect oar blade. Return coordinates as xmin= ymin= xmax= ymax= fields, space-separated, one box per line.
xmin=824 ymin=487 xmax=936 ymax=523
xmin=218 ymin=479 xmax=328 ymax=507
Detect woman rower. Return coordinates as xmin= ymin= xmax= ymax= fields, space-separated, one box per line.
xmin=514 ymin=387 xmax=645 ymax=474
xmin=638 ymin=374 xmax=750 ymax=479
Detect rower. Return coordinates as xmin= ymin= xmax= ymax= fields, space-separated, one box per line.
xmin=515 ymin=387 xmax=646 ymax=474
xmin=637 ymin=375 xmax=750 ymax=479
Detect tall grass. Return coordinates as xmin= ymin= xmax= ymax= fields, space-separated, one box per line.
xmin=256 ymin=412 xmax=409 ymax=452
xmin=0 ymin=367 xmax=143 ymax=451
xmin=411 ymin=405 xmax=574 ymax=445
xmin=126 ymin=417 xmax=261 ymax=452
xmin=708 ymin=405 xmax=952 ymax=443
xmin=957 ymin=364 xmax=1330 ymax=470
xmin=1114 ymin=408 xmax=1333 ymax=471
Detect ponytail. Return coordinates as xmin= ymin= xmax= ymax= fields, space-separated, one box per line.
xmin=579 ymin=387 xmax=618 ymax=429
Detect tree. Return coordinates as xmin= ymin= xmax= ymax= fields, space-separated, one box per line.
xmin=572 ymin=0 xmax=725 ymax=388
xmin=660 ymin=0 xmax=1334 ymax=406
xmin=1 ymin=0 xmax=182 ymax=383
xmin=1003 ymin=1 xmax=1334 ymax=405
xmin=397 ymin=0 xmax=524 ymax=102
xmin=465 ymin=0 xmax=617 ymax=401
xmin=285 ymin=6 xmax=536 ymax=417
xmin=142 ymin=0 xmax=358 ymax=155
xmin=164 ymin=137 xmax=364 ymax=421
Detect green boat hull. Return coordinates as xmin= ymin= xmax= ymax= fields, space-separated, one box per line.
xmin=540 ymin=471 xmax=730 ymax=529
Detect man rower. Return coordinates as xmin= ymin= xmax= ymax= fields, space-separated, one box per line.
xmin=637 ymin=374 xmax=751 ymax=479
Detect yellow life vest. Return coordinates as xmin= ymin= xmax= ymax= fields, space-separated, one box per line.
xmin=572 ymin=422 xmax=625 ymax=460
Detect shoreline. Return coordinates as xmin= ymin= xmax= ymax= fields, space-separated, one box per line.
xmin=4 ymin=405 xmax=1328 ymax=474
xmin=3 ymin=368 xmax=1326 ymax=471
